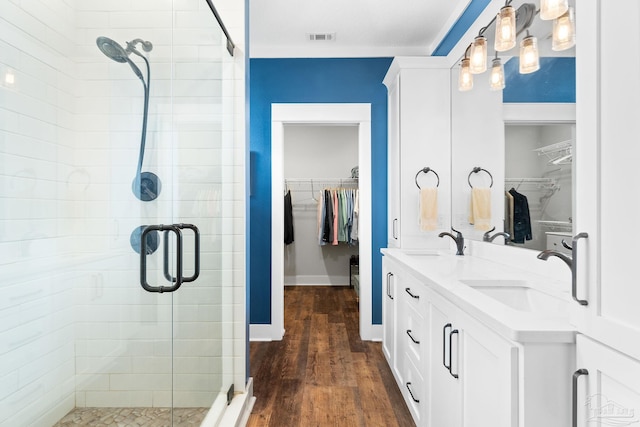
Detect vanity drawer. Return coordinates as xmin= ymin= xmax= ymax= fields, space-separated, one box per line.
xmin=401 ymin=355 xmax=425 ymax=425
xmin=403 ymin=303 xmax=425 ymax=366
xmin=402 ymin=277 xmax=425 ymax=313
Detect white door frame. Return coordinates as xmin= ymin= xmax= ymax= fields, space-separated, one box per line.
xmin=250 ymin=103 xmax=374 ymax=341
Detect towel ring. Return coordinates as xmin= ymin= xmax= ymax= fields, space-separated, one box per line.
xmin=468 ymin=167 xmax=493 ymax=188
xmin=415 ymin=167 xmax=440 ymax=189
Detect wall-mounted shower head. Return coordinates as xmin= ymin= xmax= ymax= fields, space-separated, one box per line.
xmin=126 ymin=39 xmax=153 ymax=54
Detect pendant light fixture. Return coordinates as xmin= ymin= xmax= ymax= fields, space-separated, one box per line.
xmin=519 ymin=32 xmax=540 ymax=74
xmin=552 ymin=7 xmax=575 ymax=51
xmin=459 ymin=55 xmax=473 ymax=92
xmin=469 ymin=34 xmax=488 ymax=74
xmin=490 ymin=56 xmax=505 ymax=91
xmin=540 ymin=0 xmax=568 ymax=20
xmin=495 ymin=4 xmax=516 ymax=52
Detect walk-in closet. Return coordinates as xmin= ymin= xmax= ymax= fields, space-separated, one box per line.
xmin=283 ymin=125 xmax=360 ymax=294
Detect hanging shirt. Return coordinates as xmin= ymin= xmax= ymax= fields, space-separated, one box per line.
xmin=284 ymin=190 xmax=294 ymax=245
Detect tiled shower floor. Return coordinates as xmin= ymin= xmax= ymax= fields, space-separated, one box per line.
xmin=53 ymin=407 xmax=209 ymax=426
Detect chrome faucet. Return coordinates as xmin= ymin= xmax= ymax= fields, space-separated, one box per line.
xmin=537 ymin=249 xmax=572 ymax=269
xmin=439 ymin=228 xmax=465 ymax=256
xmin=482 ymin=227 xmax=511 ymax=243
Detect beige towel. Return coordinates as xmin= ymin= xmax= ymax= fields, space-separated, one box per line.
xmin=469 ymin=187 xmax=492 ymax=231
xmin=419 ymin=187 xmax=438 ymax=231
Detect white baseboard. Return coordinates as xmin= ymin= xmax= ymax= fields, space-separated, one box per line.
xmin=284 ymin=274 xmax=351 ymax=286
xmin=250 ymin=324 xmax=285 ymax=342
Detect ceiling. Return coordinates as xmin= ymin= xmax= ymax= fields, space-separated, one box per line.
xmin=249 ymin=0 xmax=472 ymax=58
xmin=249 ymin=0 xmax=575 ymax=60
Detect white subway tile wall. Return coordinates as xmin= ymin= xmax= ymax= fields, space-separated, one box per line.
xmin=0 ymin=0 xmax=245 ymax=425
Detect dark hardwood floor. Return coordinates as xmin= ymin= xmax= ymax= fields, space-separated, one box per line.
xmin=247 ymin=286 xmax=415 ymax=427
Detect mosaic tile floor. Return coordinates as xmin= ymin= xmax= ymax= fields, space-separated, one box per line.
xmin=53 ymin=407 xmax=209 ymax=427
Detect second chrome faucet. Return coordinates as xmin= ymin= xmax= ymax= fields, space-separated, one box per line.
xmin=439 ymin=228 xmax=465 ymax=255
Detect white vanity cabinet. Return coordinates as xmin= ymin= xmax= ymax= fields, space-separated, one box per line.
xmin=428 ymin=287 xmax=518 ymax=427
xmin=383 ymin=58 xmax=451 ymax=249
xmin=382 ymin=252 xmax=573 ymax=427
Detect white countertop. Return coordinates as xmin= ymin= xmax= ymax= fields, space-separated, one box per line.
xmin=381 ymin=248 xmax=576 ymax=343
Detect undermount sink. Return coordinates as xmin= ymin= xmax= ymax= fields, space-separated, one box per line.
xmin=459 ymin=279 xmax=568 ymax=313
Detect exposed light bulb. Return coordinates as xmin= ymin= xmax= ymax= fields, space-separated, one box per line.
xmin=540 ymin=0 xmax=568 ymax=20
xmin=490 ymin=58 xmax=505 ymax=91
xmin=458 ymin=58 xmax=473 ymax=91
xmin=552 ymin=7 xmax=575 ymax=51
xmin=469 ymin=35 xmax=487 ymax=74
xmin=495 ymin=6 xmax=516 ymax=52
xmin=519 ymin=35 xmax=540 ymax=74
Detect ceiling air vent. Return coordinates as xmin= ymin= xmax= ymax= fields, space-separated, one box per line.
xmin=308 ymin=33 xmax=336 ymax=42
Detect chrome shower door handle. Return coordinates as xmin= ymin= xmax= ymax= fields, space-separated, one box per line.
xmin=141 ymin=224 xmax=183 ymax=293
xmin=572 ymin=232 xmax=589 ymax=306
xmin=163 ymin=224 xmax=200 ymax=284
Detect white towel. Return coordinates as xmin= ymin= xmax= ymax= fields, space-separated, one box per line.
xmin=469 ymin=187 xmax=492 ymax=231
xmin=419 ymin=187 xmax=438 ymax=231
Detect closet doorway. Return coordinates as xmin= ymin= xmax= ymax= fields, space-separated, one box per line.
xmin=284 ymin=124 xmax=359 ymax=287
xmin=271 ymin=104 xmax=374 ymax=341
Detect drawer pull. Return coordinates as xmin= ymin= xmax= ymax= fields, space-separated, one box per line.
xmin=406 ymin=382 xmax=420 ymax=403
xmin=406 ymin=329 xmax=420 ymax=344
xmin=405 ymin=287 xmax=419 ymax=299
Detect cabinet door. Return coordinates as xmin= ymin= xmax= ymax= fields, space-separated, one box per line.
xmin=575 ymin=335 xmax=640 ymax=426
xmin=460 ymin=314 xmax=518 ymax=427
xmin=575 ymin=0 xmax=640 ymax=360
xmin=382 ymin=259 xmax=397 ymax=365
xmin=387 ymin=74 xmax=401 ymax=248
xmin=429 ymin=300 xmax=462 ymax=427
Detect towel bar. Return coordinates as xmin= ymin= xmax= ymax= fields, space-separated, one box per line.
xmin=415 ymin=167 xmax=440 ymax=189
xmin=468 ymin=167 xmax=493 ymax=188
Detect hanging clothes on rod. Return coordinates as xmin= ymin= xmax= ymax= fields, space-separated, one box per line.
xmin=507 ymin=188 xmax=532 ymax=244
xmin=317 ymin=186 xmax=359 ymax=246
xmin=284 ymin=189 xmax=294 ymax=245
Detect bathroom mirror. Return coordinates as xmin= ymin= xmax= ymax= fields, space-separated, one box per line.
xmin=449 ymin=0 xmax=575 ymax=248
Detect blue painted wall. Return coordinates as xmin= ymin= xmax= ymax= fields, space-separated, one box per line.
xmin=249 ymin=57 xmax=393 ymax=325
xmin=432 ymin=0 xmax=492 ymax=56
xmin=504 ymin=57 xmax=576 ymax=103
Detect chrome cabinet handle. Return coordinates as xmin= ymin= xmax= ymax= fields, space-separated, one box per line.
xmin=573 ymin=369 xmax=589 ymax=427
xmin=443 ymin=323 xmax=452 ymax=370
xmin=449 ymin=329 xmax=459 ymax=379
xmin=393 ymin=218 xmax=398 ymax=239
xmin=405 ymin=287 xmax=419 ymax=299
xmin=406 ymin=329 xmax=420 ymax=344
xmin=406 ymin=382 xmax=420 ymax=403
xmin=572 ymin=233 xmax=589 ymax=306
xmin=386 ymin=272 xmax=394 ymax=300
xmin=141 ymin=224 xmax=183 ymax=293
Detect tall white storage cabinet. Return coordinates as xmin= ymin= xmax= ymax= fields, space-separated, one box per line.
xmin=574 ymin=0 xmax=640 ymax=424
xmin=383 ymin=57 xmax=452 ymax=249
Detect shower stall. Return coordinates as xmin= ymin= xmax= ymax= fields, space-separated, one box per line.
xmin=0 ymin=1 xmax=246 ymax=426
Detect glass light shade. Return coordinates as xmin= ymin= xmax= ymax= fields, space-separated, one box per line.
xmin=540 ymin=0 xmax=568 ymax=20
xmin=519 ymin=35 xmax=540 ymax=74
xmin=552 ymin=8 xmax=575 ymax=51
xmin=469 ymin=35 xmax=487 ymax=74
xmin=458 ymin=58 xmax=473 ymax=91
xmin=495 ymin=6 xmax=516 ymax=52
xmin=490 ymin=58 xmax=505 ymax=91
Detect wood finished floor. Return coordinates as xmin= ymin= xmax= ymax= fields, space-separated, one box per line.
xmin=247 ymin=286 xmax=415 ymax=427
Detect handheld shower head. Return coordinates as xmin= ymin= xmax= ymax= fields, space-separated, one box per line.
xmin=96 ymin=36 xmax=145 ymax=81
xmin=96 ymin=36 xmax=128 ymax=63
